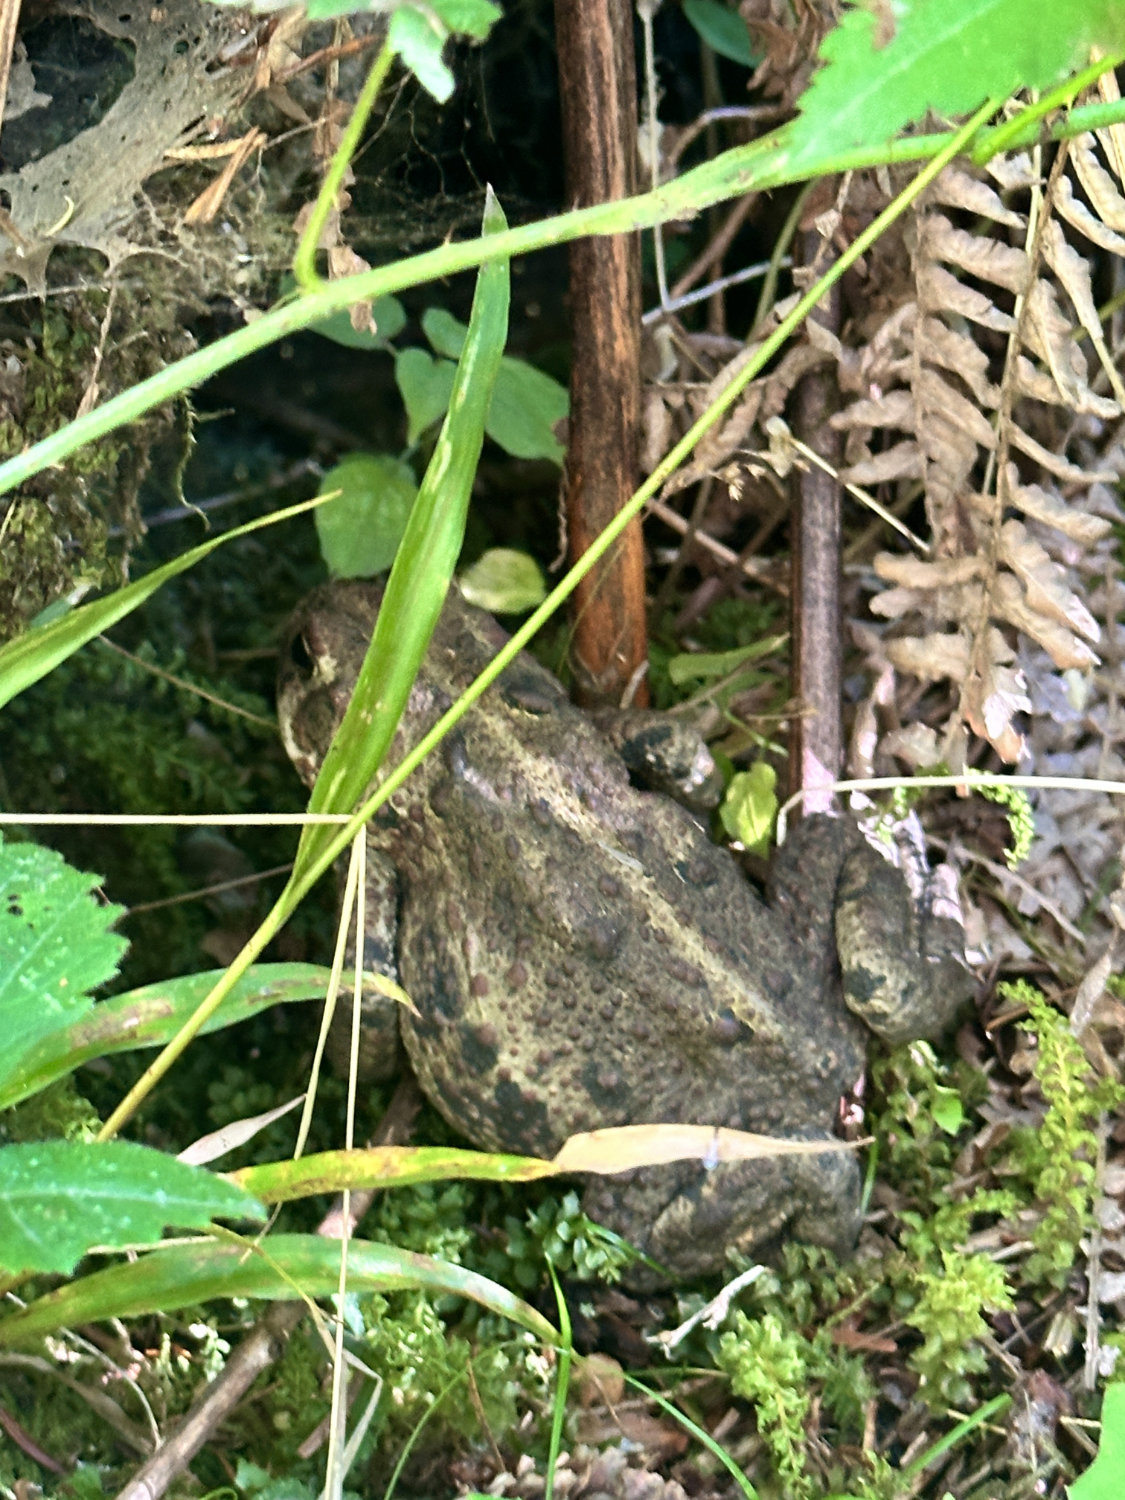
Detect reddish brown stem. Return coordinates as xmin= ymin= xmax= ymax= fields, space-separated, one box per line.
xmin=554 ymin=0 xmax=647 ymax=704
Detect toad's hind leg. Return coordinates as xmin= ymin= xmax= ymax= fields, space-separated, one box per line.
xmin=584 ymin=1146 xmax=862 ymax=1285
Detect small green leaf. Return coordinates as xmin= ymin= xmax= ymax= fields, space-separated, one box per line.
xmin=459 ymin=548 xmax=547 ymax=613
xmin=388 ymin=6 xmax=457 ymax=101
xmin=487 ymin=360 xmax=567 ymax=462
xmin=395 ymin=347 xmax=457 ymax=443
xmin=683 ymin=0 xmax=758 ymax=67
xmin=1071 ymin=1384 xmax=1125 ymax=1500
xmin=0 ymin=1141 xmax=264 ymax=1275
xmin=428 ymin=0 xmax=501 ymax=39
xmin=422 ymin=305 xmax=467 ymax=358
xmin=931 ymin=1085 xmax=965 ymax=1136
xmin=0 ymin=836 xmax=126 ymax=1067
xmin=422 ymin=308 xmax=567 ymax=461
xmin=304 ymin=293 xmax=406 ymax=349
xmin=719 ymin=763 xmax=777 ymax=855
xmin=315 ymin=453 xmax=419 ymax=577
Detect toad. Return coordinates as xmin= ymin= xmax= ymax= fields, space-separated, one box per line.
xmin=279 ymin=579 xmax=968 ymax=1280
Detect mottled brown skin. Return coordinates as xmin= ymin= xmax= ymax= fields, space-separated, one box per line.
xmin=279 ymin=580 xmax=968 ymax=1281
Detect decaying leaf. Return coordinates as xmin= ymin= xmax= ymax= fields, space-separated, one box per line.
xmin=0 ymin=0 xmax=257 ymax=290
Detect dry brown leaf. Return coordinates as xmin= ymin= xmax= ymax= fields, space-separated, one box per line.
xmin=916 ymin=316 xmax=999 ymax=406
xmin=930 ymin=166 xmax=1025 ymax=227
xmin=550 ymin=1124 xmax=855 ymax=1175
xmin=873 ymin=551 xmax=984 ymax=589
xmin=1008 ymin=425 xmax=1118 ymax=485
xmin=839 ymin=441 xmax=923 ymax=486
xmin=1072 ymin=133 xmax=1125 ymax=232
xmin=920 ymin=213 xmax=1029 ymax=295
xmin=1012 ymin=354 xmax=1120 ymax=417
xmin=992 ymin=572 xmax=1099 ymax=670
xmin=916 ymin=262 xmax=1014 ymax=331
xmin=1054 ymin=172 xmax=1125 ymax=254
xmin=990 ymin=474 xmax=1113 ymax=545
xmin=831 ymin=389 xmax=915 ymax=432
xmin=997 ymin=520 xmax=1100 ymax=640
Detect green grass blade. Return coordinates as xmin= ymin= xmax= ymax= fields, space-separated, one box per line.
xmin=0 ymin=498 xmax=322 ymax=712
xmin=291 ymin=189 xmax=510 ymax=880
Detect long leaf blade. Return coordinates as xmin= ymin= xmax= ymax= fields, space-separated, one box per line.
xmin=0 ymin=1234 xmax=557 ymax=1347
xmin=0 ymin=498 xmax=322 ymax=711
xmin=291 ymin=189 xmax=510 ymax=880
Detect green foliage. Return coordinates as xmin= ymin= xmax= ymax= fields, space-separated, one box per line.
xmin=1000 ymin=981 xmax=1123 ymax=1287
xmin=386 ymin=0 xmax=503 ymax=103
xmin=707 ymin=1248 xmax=874 ymax=1496
xmin=0 ymin=500 xmax=319 ymax=712
xmin=519 ymin=1191 xmax=635 ymax=1284
xmin=304 ymin=291 xmax=407 ymax=349
xmin=870 ymin=1045 xmax=1019 ymax=1407
xmin=417 ymin=308 xmax=568 ymax=463
xmin=235 ymin=1457 xmax=323 ymax=1500
xmin=717 ymin=1312 xmax=816 ymax=1499
xmin=869 ymin=1042 xmax=979 ymax=1196
xmin=791 ymin=0 xmax=1125 ymax=165
xmin=976 ymin=779 xmax=1035 ymax=867
xmin=1071 ymin=1384 xmax=1125 ymax=1500
xmin=359 ymin=1291 xmax=525 ymax=1456
xmin=898 ymin=1243 xmax=1014 ymax=1407
xmin=458 ymin=547 xmax=547 ymax=614
xmin=719 ymin=762 xmax=777 ymax=855
xmin=369 ymin=1180 xmax=478 ymax=1266
xmin=682 ymin=0 xmax=758 ymax=67
xmin=396 ymin=346 xmax=457 ymax=444
xmin=0 ymin=638 xmax=284 ymax=992
xmin=0 ymin=834 xmax=127 ymax=1058
xmin=316 ymin=453 xmax=419 ymax=577
xmin=0 ymin=1139 xmax=263 ymax=1275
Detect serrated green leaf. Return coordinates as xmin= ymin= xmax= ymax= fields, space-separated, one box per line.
xmin=791 ymin=0 xmax=1125 ymax=163
xmin=0 ymin=1233 xmax=555 ymax=1348
xmin=459 ymin=548 xmax=547 ymax=613
xmin=395 ymin=347 xmax=457 ymax=443
xmin=683 ymin=0 xmax=757 ymax=66
xmin=0 ymin=1141 xmax=264 ymax=1275
xmin=0 ymin=836 xmax=126 ymax=1066
xmin=315 ymin=453 xmax=419 ymax=577
xmin=719 ymin=763 xmax=777 ymax=856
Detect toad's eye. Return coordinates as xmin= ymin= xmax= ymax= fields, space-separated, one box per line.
xmin=288 ymin=630 xmax=316 ymax=676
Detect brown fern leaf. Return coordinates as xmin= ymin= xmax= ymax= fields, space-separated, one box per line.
xmin=833 ymin=138 xmax=1121 ymax=763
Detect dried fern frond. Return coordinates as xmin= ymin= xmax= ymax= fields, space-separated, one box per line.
xmin=832 ymin=130 xmax=1122 ymax=762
